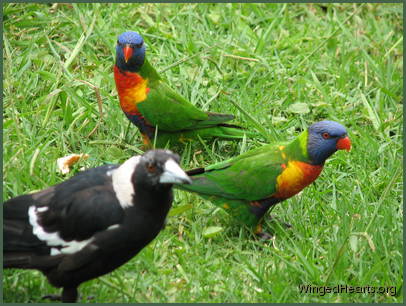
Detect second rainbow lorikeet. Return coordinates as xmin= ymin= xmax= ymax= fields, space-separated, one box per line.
xmin=114 ymin=31 xmax=253 ymax=148
xmin=177 ymin=120 xmax=351 ymax=238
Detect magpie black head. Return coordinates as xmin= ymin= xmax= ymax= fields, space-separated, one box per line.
xmin=133 ymin=150 xmax=191 ymax=188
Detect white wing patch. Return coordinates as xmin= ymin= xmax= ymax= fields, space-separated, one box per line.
xmin=110 ymin=155 xmax=140 ymax=208
xmin=28 ymin=206 xmax=94 ymax=255
xmin=107 ymin=224 xmax=120 ymax=230
xmin=106 ymin=164 xmax=117 ymax=177
xmin=36 ymin=206 xmax=48 ymax=213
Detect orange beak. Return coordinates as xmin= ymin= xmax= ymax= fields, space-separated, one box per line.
xmin=123 ymin=45 xmax=133 ymax=63
xmin=336 ymin=136 xmax=351 ymax=152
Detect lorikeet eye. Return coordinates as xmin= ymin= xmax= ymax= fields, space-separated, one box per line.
xmin=322 ymin=132 xmax=330 ymax=139
xmin=135 ymin=42 xmax=143 ymax=48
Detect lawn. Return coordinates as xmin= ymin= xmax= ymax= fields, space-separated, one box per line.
xmin=2 ymin=3 xmax=403 ymax=303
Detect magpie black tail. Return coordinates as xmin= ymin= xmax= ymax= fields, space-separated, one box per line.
xmin=3 ymin=196 xmax=51 ymax=269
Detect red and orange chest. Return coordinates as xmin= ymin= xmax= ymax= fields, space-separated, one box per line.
xmin=114 ymin=66 xmax=150 ymax=115
xmin=273 ymin=160 xmax=323 ymax=199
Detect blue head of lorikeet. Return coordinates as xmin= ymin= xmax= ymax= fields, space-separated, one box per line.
xmin=307 ymin=120 xmax=351 ymax=165
xmin=116 ymin=31 xmax=146 ymax=72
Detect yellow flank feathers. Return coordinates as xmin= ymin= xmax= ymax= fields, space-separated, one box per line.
xmin=276 ymin=161 xmax=304 ymax=189
xmin=123 ymin=78 xmax=149 ymax=105
xmin=115 ymin=66 xmax=150 ymax=114
xmin=274 ymin=160 xmax=323 ymax=199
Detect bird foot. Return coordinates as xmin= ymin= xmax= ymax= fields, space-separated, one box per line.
xmin=86 ymin=295 xmax=95 ymax=301
xmin=279 ymin=221 xmax=292 ymax=229
xmin=268 ymin=215 xmax=292 ymax=229
xmin=255 ymin=231 xmax=274 ymax=241
xmin=41 ymin=293 xmax=93 ymax=302
xmin=42 ymin=287 xmax=78 ymax=303
xmin=41 ymin=294 xmax=62 ymax=301
xmin=253 ymin=216 xmax=292 ymax=241
xmin=254 ymin=223 xmax=274 ymax=240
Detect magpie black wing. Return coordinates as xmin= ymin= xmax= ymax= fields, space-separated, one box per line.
xmin=37 ymin=180 xmax=125 ymax=243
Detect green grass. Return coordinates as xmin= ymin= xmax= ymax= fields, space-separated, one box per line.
xmin=2 ymin=3 xmax=403 ymax=303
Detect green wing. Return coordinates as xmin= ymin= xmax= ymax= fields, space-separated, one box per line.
xmin=181 ymin=143 xmax=286 ymax=201
xmin=138 ymin=60 xmax=234 ymax=131
xmin=204 ymin=142 xmax=289 ymax=171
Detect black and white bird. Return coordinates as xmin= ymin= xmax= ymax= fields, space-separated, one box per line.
xmin=3 ymin=149 xmax=191 ymax=303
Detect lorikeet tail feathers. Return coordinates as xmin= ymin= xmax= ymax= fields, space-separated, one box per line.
xmin=217 ymin=123 xmax=244 ymax=129
xmin=206 ymin=112 xmax=235 ymax=124
xmin=190 ymin=112 xmax=235 ymax=129
xmin=198 ymin=125 xmax=257 ymax=139
xmin=154 ymin=125 xmax=257 ymax=147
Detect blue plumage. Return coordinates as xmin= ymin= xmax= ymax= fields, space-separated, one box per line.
xmin=116 ymin=31 xmax=146 ymax=72
xmin=307 ymin=120 xmax=349 ymax=165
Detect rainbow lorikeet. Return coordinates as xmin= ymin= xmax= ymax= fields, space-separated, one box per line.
xmin=177 ymin=120 xmax=351 ymax=238
xmin=114 ymin=31 xmax=253 ymax=148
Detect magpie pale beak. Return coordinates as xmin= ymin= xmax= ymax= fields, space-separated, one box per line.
xmin=159 ymin=159 xmax=192 ymax=184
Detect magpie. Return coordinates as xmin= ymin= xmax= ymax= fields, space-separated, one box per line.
xmin=3 ymin=149 xmax=191 ymax=303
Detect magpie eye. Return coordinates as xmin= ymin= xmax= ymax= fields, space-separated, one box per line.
xmin=147 ymin=163 xmax=156 ymax=173
xmin=322 ymin=132 xmax=330 ymax=139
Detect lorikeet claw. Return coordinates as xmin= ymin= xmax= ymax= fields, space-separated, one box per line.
xmin=267 ymin=215 xmax=293 ymax=229
xmin=255 ymin=231 xmax=274 ymax=241
xmin=253 ymin=223 xmax=273 ymax=240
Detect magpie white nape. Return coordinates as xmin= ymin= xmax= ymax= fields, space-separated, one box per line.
xmin=3 ymin=149 xmax=190 ymax=303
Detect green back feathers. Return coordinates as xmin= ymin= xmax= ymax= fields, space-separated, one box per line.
xmin=152 ymin=125 xmax=255 ymax=148
xmin=137 ymin=59 xmax=243 ymax=131
xmin=134 ymin=58 xmax=258 ymax=144
xmin=282 ymin=129 xmax=309 ymax=162
xmin=180 ymin=143 xmax=285 ymax=201
xmin=137 ymin=59 xmax=209 ymax=131
xmin=139 ymin=58 xmax=162 ymax=82
xmin=178 ymin=129 xmax=312 ymax=207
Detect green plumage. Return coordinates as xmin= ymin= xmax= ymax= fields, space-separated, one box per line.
xmin=177 ymin=131 xmax=310 ymax=227
xmin=136 ymin=60 xmax=255 ymax=146
xmin=115 ymin=32 xmax=258 ymax=147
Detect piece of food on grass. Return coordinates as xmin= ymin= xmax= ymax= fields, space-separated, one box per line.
xmin=57 ymin=153 xmax=89 ymax=174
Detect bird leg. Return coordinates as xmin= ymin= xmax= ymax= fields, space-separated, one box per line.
xmin=250 ymin=200 xmax=278 ymax=240
xmin=62 ymin=287 xmax=78 ymax=303
xmin=254 ymin=223 xmax=274 ymax=240
xmin=41 ymin=294 xmax=63 ymax=301
xmin=41 ymin=287 xmax=78 ymax=303
xmin=250 ymin=198 xmax=292 ymax=240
